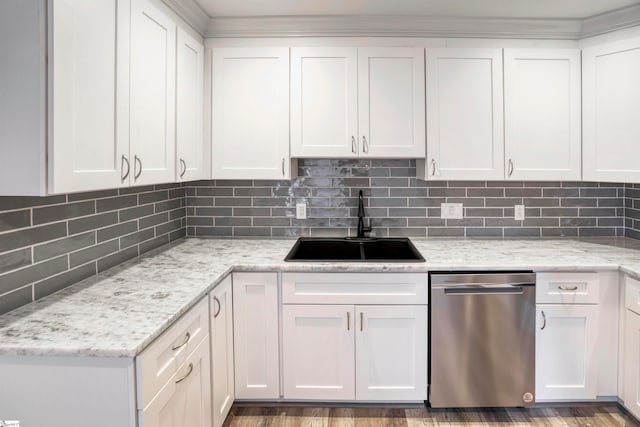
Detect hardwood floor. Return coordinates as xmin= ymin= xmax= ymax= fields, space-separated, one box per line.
xmin=223 ymin=404 xmax=640 ymax=427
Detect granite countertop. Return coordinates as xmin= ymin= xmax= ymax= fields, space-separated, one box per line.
xmin=1 ymin=237 xmax=640 ymax=358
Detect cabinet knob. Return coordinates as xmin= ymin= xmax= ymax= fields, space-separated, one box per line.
xmin=362 ymin=136 xmax=369 ymax=154
xmin=430 ymin=159 xmax=437 ymax=177
xmin=508 ymin=158 xmax=514 ymax=177
xmin=540 ymin=310 xmax=547 ymax=330
xmin=213 ymin=296 xmax=221 ymax=318
xmin=351 ymin=136 xmax=357 ymax=154
xmin=175 ymin=363 xmax=194 ymax=384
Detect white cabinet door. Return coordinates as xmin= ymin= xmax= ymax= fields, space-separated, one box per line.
xmin=282 ymin=305 xmax=355 ymax=400
xmin=355 ymin=306 xmax=428 ymax=401
xmin=211 ymin=48 xmax=290 ymax=179
xmin=358 ymin=48 xmax=425 ymax=158
xmin=583 ymin=37 xmax=640 ymax=182
xmin=210 ymin=277 xmax=234 ymax=427
xmin=140 ymin=337 xmax=212 ymax=427
xmin=291 ymin=47 xmax=358 ymax=158
xmin=536 ymin=305 xmax=599 ymax=401
xmin=130 ymin=0 xmax=176 ymax=185
xmin=50 ymin=0 xmax=130 ymax=193
xmin=624 ymin=310 xmax=640 ymax=419
xmin=504 ymin=49 xmax=581 ymax=181
xmin=424 ymin=48 xmax=504 ymax=180
xmin=176 ymin=28 xmax=204 ymax=182
xmin=232 ymin=272 xmax=279 ymax=399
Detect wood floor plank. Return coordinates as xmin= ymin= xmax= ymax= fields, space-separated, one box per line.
xmin=226 ymin=404 xmax=637 ymax=427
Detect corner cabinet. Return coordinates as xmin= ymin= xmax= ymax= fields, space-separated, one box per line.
xmin=281 ymin=273 xmax=428 ymax=401
xmin=0 ymin=0 xmax=204 ymax=195
xmin=290 ymin=47 xmax=425 ymax=159
xmin=210 ymin=48 xmax=291 ymax=180
xmin=421 ymin=48 xmax=504 ymax=180
xmin=583 ymin=37 xmax=640 ymax=183
xmin=503 ymin=49 xmax=582 ymax=181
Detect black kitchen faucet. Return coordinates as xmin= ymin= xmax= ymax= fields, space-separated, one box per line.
xmin=357 ymin=190 xmax=372 ymax=238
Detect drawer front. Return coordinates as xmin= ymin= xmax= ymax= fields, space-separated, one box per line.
xmin=282 ymin=273 xmax=428 ymax=305
xmin=137 ymin=297 xmax=210 ymax=409
xmin=626 ymin=276 xmax=640 ymax=315
xmin=536 ymin=272 xmax=599 ymax=304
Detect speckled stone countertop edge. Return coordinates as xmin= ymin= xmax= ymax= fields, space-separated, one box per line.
xmin=1 ymin=236 xmax=640 ymax=359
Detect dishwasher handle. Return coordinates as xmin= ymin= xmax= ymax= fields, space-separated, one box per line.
xmin=442 ymin=285 xmax=525 ymax=295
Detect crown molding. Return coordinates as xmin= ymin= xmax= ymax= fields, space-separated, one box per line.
xmin=162 ymin=0 xmax=209 ymax=35
xmin=205 ymin=15 xmax=584 ymax=39
xmin=581 ymin=4 xmax=640 ymax=38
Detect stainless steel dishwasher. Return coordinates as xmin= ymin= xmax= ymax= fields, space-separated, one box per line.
xmin=429 ymin=272 xmax=536 ymax=408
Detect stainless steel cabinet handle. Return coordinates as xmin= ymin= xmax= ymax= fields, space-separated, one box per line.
xmin=430 ymin=159 xmax=437 ymax=177
xmin=508 ymin=158 xmax=514 ymax=177
xmin=175 ymin=363 xmax=193 ymax=384
xmin=351 ymin=136 xmax=357 ymax=154
xmin=213 ymin=296 xmax=221 ymax=318
xmin=171 ymin=332 xmax=190 ymax=351
xmin=360 ymin=312 xmax=363 ymax=331
xmin=541 ymin=311 xmax=547 ymax=330
xmin=347 ymin=312 xmax=350 ymax=331
xmin=362 ymin=136 xmax=368 ymax=154
xmin=134 ymin=155 xmax=142 ymax=180
xmin=121 ymin=155 xmax=130 ymax=182
xmin=558 ymin=285 xmax=579 ymax=291
xmin=180 ymin=158 xmax=187 ymax=178
xmin=281 ymin=158 xmax=285 ymax=176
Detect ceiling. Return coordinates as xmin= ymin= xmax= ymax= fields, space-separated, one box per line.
xmin=194 ymin=0 xmax=640 ymax=19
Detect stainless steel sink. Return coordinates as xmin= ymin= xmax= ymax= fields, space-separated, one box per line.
xmin=284 ymin=237 xmax=425 ymax=262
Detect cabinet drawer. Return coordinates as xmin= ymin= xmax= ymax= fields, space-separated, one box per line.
xmin=626 ymin=276 xmax=640 ymax=315
xmin=282 ymin=273 xmax=428 ymax=305
xmin=139 ymin=335 xmax=212 ymax=420
xmin=536 ymin=272 xmax=599 ymax=304
xmin=136 ymin=297 xmax=209 ymax=409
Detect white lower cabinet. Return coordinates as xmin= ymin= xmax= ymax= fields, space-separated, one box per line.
xmin=355 ymin=305 xmax=428 ymax=401
xmin=210 ymin=277 xmax=234 ymax=427
xmin=624 ymin=309 xmax=640 ymax=419
xmin=140 ymin=337 xmax=212 ymax=427
xmin=282 ymin=304 xmax=428 ymax=401
xmin=232 ymin=272 xmax=280 ymax=399
xmin=535 ymin=305 xmax=599 ymax=400
xmin=623 ymin=277 xmax=640 ymax=419
xmin=283 ymin=305 xmax=356 ymax=400
xmin=281 ymin=272 xmax=428 ymax=402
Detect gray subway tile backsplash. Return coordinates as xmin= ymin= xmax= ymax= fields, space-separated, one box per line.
xmin=2 ymin=158 xmax=640 ymax=317
xmin=185 ymin=159 xmax=630 ymax=241
xmin=0 ymin=183 xmax=186 ymax=315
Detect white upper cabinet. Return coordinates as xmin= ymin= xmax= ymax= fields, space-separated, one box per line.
xmin=176 ymin=28 xmax=204 ymax=182
xmin=291 ymin=47 xmax=358 ymax=158
xmin=504 ymin=49 xmax=582 ymax=181
xmin=211 ymin=47 xmax=291 ymax=179
xmin=583 ymin=37 xmax=640 ymax=183
xmin=358 ymin=48 xmax=426 ymax=158
xmin=130 ymin=0 xmax=176 ymax=185
xmin=50 ymin=0 xmax=130 ymax=193
xmin=291 ymin=47 xmax=425 ymax=159
xmin=423 ymin=48 xmax=504 ymax=180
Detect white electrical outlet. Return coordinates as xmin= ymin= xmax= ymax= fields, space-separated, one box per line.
xmin=441 ymin=203 xmax=463 ymax=219
xmin=296 ymin=202 xmax=307 ymax=219
xmin=515 ymin=205 xmax=525 ymax=221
